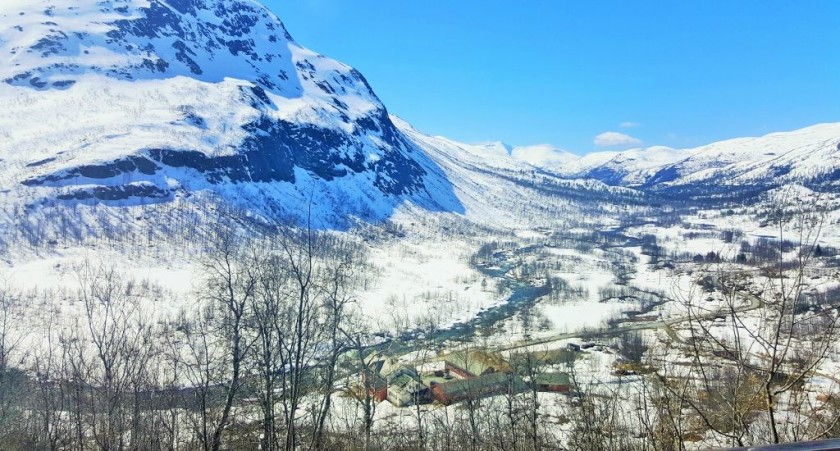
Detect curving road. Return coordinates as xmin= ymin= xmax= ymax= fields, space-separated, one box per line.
xmin=495 ymin=279 xmax=765 ymax=352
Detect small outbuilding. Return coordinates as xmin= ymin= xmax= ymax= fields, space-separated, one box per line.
xmin=387 ymin=373 xmax=430 ymax=407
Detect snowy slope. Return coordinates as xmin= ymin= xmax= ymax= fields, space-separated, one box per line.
xmin=392 ymin=117 xmax=643 ymax=228
xmin=0 ymin=0 xmax=642 ymax=255
xmin=584 ymin=146 xmax=685 ymax=186
xmin=0 ymin=0 xmax=460 ymax=229
xmin=509 ymin=144 xmax=579 ymax=169
xmin=653 ymin=123 xmax=840 ymax=189
xmin=547 ymin=146 xmax=685 ymax=186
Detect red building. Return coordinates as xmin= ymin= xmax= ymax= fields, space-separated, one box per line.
xmin=430 ymin=372 xmax=528 ymax=406
xmin=535 ymin=373 xmax=571 ymax=393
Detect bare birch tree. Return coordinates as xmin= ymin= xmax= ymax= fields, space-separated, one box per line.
xmin=670 ymin=205 xmax=840 ymax=446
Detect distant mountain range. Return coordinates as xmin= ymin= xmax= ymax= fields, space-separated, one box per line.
xmin=516 ymin=124 xmax=840 ymax=194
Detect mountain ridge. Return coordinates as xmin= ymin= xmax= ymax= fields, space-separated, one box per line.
xmin=508 ymin=123 xmax=840 ymax=194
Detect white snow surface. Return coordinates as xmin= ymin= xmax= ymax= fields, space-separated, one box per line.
xmin=510 ymin=143 xmax=579 ymax=169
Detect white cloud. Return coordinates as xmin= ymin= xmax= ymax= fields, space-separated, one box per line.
xmin=594 ymin=131 xmax=642 ymax=147
xmin=619 ymin=121 xmax=641 ymax=128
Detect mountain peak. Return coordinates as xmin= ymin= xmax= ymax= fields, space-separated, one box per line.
xmin=0 ymin=0 xmax=463 ymax=227
xmin=4 ymin=0 xmax=300 ymax=94
xmin=472 ymin=141 xmax=513 ymax=156
xmin=510 ymin=144 xmax=579 ymax=168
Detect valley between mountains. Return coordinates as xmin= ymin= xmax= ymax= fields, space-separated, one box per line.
xmin=1 ymin=1 xmax=840 ymax=449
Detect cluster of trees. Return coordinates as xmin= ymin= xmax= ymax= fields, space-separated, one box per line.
xmin=496 ymin=207 xmax=840 ymax=450
xmin=636 ymin=209 xmax=840 ymax=448
xmin=0 ymin=216 xmax=385 ymax=450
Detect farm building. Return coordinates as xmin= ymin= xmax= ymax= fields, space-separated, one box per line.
xmin=383 ymin=363 xmax=418 ymax=381
xmin=382 ymin=364 xmax=430 ymax=406
xmin=357 ymin=358 xmax=433 ymax=406
xmin=535 ymin=373 xmax=571 ymax=393
xmin=361 ymin=358 xmax=388 ymax=402
xmin=387 ymin=373 xmax=430 ymax=407
xmin=444 ymin=350 xmax=512 ymax=379
xmin=430 ymin=372 xmax=528 ymax=405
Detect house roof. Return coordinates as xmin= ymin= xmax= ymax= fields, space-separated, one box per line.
xmin=535 ymin=373 xmax=571 ymax=386
xmin=390 ymin=374 xmax=426 ymax=393
xmin=445 ymin=350 xmax=511 ymax=376
xmin=417 ymin=361 xmax=446 ymax=373
xmin=383 ymin=364 xmax=418 ymax=382
xmin=368 ymin=360 xmax=385 ymax=375
xmin=434 ymin=372 xmax=527 ymax=398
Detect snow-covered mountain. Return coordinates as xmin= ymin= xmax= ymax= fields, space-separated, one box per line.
xmin=0 ymin=0 xmax=654 ymax=239
xmin=393 ymin=117 xmax=644 ymax=228
xmin=0 ymin=0 xmax=463 ymax=227
xmin=558 ymin=146 xmax=684 ymax=186
xmin=509 ymin=144 xmax=579 ymax=169
xmin=1 ymin=0 xmax=838 ymax=240
xmin=645 ymin=124 xmax=840 ymax=191
xmin=532 ymin=124 xmax=840 ymax=196
xmin=453 ymin=142 xmax=579 ymax=170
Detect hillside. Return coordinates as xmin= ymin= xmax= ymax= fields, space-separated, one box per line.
xmin=0 ymin=0 xmax=464 ymax=232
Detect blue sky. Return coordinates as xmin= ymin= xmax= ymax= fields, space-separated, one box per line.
xmin=265 ymin=1 xmax=840 ymax=154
